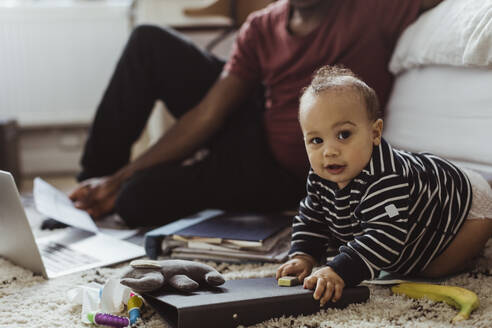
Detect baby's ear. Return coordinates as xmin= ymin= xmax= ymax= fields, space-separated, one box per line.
xmin=372 ymin=119 xmax=383 ymax=145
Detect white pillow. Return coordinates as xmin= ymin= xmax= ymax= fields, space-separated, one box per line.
xmin=389 ymin=0 xmax=492 ymax=74
xmin=384 ymin=66 xmax=492 ymax=174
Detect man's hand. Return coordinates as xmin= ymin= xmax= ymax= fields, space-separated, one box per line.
xmin=69 ymin=175 xmax=122 ymax=219
xmin=276 ymin=255 xmax=316 ymax=283
xmin=303 ymin=266 xmax=345 ymax=306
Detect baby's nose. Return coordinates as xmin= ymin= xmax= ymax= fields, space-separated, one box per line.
xmin=323 ymin=145 xmax=339 ymax=157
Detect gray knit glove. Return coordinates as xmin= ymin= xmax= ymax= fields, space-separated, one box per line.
xmin=120 ymin=259 xmax=225 ymax=293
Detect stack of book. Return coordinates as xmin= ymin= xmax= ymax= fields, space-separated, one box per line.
xmin=144 ymin=210 xmax=294 ymax=263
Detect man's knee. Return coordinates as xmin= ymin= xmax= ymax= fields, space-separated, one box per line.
xmin=128 ymin=24 xmax=181 ymax=52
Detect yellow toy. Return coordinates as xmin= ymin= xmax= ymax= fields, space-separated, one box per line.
xmin=392 ymin=282 xmax=479 ymax=323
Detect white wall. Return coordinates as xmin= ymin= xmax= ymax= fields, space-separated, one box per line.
xmin=0 ymin=0 xmax=132 ymax=127
xmin=0 ymin=0 xmax=235 ymax=176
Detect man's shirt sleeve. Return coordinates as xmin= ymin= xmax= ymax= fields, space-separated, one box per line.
xmin=373 ymin=0 xmax=422 ymax=43
xmin=223 ymin=13 xmax=262 ymax=82
xmin=327 ymin=174 xmax=411 ymax=286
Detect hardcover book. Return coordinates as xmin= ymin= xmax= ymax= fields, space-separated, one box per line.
xmin=173 ymin=211 xmax=291 ymax=245
xmin=144 ymin=210 xmax=293 ymax=260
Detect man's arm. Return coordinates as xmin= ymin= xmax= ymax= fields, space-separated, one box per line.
xmin=116 ymin=71 xmax=253 ymax=181
xmin=70 ymin=71 xmax=255 ymax=218
xmin=420 ymin=0 xmax=443 ymax=12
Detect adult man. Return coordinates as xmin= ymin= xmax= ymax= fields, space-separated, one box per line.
xmin=70 ymin=0 xmax=442 ymax=227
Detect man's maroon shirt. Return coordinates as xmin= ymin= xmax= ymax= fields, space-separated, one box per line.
xmin=225 ymin=0 xmax=421 ymax=179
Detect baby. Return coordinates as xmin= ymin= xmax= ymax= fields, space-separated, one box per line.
xmin=276 ymin=65 xmax=492 ymax=306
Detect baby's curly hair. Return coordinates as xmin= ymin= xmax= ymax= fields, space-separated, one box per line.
xmin=300 ymin=65 xmax=381 ymax=121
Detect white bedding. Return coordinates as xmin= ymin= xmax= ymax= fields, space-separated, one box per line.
xmin=389 ymin=0 xmax=492 ymax=74
xmin=383 ymin=66 xmax=492 ymax=174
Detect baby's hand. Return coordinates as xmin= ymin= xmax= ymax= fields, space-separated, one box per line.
xmin=303 ymin=266 xmax=345 ymax=306
xmin=276 ymin=255 xmax=315 ymax=283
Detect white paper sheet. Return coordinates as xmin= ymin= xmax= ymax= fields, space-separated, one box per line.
xmin=33 ymin=178 xmax=140 ymax=239
xmin=96 ymin=213 xmax=140 ymax=239
xmin=34 ymin=178 xmax=99 ymax=233
xmin=33 ymin=178 xmax=138 ymax=239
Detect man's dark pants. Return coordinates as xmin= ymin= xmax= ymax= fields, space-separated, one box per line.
xmin=79 ymin=25 xmax=305 ymax=227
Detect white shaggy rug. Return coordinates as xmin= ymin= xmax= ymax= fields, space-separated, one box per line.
xmin=1 ymin=205 xmax=491 ymax=328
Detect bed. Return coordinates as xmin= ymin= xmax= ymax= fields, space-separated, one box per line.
xmin=383 ymin=0 xmax=492 ymax=182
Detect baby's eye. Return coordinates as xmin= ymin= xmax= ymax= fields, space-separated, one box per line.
xmin=310 ymin=137 xmax=323 ymax=144
xmin=337 ymin=130 xmax=351 ymax=140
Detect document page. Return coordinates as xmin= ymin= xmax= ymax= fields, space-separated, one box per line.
xmin=33 ymin=178 xmax=99 ymax=233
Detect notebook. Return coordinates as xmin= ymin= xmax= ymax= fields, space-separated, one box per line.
xmin=144 ymin=209 xmax=293 ymax=259
xmin=0 ymin=170 xmax=145 ymax=278
xmin=173 ymin=211 xmax=291 ymax=246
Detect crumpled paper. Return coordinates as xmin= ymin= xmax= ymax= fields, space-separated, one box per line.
xmin=67 ymin=278 xmax=132 ymax=323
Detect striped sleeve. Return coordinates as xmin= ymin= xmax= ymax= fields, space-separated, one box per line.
xmin=288 ymin=175 xmax=334 ymax=263
xmin=327 ymin=174 xmax=410 ymax=286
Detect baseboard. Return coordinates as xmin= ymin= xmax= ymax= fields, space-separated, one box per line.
xmin=19 ymin=125 xmax=88 ymax=176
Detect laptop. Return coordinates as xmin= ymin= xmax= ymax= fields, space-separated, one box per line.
xmin=0 ymin=170 xmax=145 ymax=278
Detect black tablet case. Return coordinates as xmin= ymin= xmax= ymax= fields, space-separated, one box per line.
xmin=144 ymin=277 xmax=370 ymax=328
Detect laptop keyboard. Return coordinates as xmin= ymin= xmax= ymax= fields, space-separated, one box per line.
xmin=39 ymin=241 xmax=98 ymax=274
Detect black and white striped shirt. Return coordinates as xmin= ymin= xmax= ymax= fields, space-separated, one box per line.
xmin=289 ymin=138 xmax=472 ymax=286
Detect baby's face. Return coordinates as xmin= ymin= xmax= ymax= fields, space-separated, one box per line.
xmin=299 ymin=89 xmax=382 ymax=189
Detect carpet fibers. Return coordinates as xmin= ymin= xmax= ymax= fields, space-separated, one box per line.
xmin=1 ymin=220 xmax=491 ymax=327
